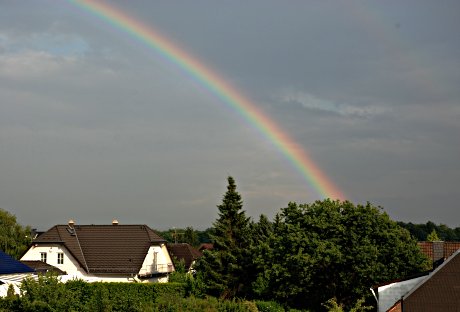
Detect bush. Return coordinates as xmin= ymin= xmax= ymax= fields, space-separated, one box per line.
xmin=255 ymin=300 xmax=285 ymax=312
xmin=19 ymin=273 xmax=80 ymax=311
xmin=4 ymin=274 xmax=268 ymax=311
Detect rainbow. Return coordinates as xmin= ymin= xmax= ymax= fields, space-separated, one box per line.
xmin=69 ymin=0 xmax=345 ymax=200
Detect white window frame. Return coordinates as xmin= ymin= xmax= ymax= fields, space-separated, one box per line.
xmin=40 ymin=252 xmax=47 ymax=263
xmin=57 ymin=252 xmax=64 ymax=265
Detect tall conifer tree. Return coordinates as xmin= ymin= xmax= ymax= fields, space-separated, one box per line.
xmin=195 ymin=176 xmax=251 ymax=298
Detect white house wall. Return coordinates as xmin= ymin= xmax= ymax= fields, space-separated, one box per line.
xmin=138 ymin=244 xmax=174 ymax=276
xmin=21 ymin=243 xmax=173 ymax=283
xmin=20 ymin=244 xmax=86 ymax=277
xmin=20 ymin=245 xmax=130 ymax=282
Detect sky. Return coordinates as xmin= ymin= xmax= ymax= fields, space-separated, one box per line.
xmin=1 ymin=1 xmax=459 ymax=230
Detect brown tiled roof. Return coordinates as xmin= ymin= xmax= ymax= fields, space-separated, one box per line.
xmin=20 ymin=260 xmax=66 ymax=275
xmin=168 ymin=243 xmax=202 ymax=269
xmin=402 ymin=249 xmax=460 ymax=311
xmin=34 ymin=224 xmax=165 ymax=274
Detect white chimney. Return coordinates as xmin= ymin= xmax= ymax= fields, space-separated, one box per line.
xmin=112 ymin=219 xmax=119 ymax=225
xmin=68 ymin=219 xmax=75 ymax=226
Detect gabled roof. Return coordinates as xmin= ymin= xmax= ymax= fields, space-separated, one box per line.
xmin=0 ymin=250 xmax=34 ymax=274
xmin=33 ymin=224 xmax=166 ymax=274
xmin=168 ymin=243 xmax=202 ymax=269
xmin=402 ymin=249 xmax=460 ymax=311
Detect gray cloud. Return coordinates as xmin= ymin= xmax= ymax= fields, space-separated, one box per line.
xmin=1 ymin=1 xmax=459 ymax=229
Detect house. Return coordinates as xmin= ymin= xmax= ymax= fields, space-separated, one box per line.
xmin=418 ymin=241 xmax=460 ymax=268
xmin=372 ymin=249 xmax=460 ymax=312
xmin=20 ymin=220 xmax=174 ymax=283
xmin=0 ymin=250 xmax=35 ymax=296
xmin=167 ymin=243 xmax=202 ymax=272
xmin=0 ymin=250 xmax=34 ymax=275
xmin=198 ymin=243 xmax=214 ymax=252
xmin=20 ymin=260 xmax=66 ymax=275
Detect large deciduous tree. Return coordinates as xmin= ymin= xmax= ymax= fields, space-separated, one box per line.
xmin=257 ymin=199 xmax=430 ymax=311
xmin=0 ymin=208 xmax=32 ymax=259
xmin=194 ymin=176 xmax=251 ymax=298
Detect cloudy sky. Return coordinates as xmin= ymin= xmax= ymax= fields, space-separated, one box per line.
xmin=1 ymin=1 xmax=459 ymax=230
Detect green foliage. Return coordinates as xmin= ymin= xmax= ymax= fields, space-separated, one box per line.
xmin=156 ymin=227 xmax=213 ymax=246
xmin=169 ymin=258 xmax=187 ymax=283
xmin=349 ymin=298 xmax=373 ymax=312
xmin=86 ymin=284 xmax=112 ymax=312
xmin=183 ymin=227 xmax=200 ymax=247
xmin=184 ymin=272 xmax=207 ymax=298
xmin=398 ymin=221 xmax=460 ymax=241
xmin=0 ymin=274 xmax=190 ymax=311
xmin=249 ymin=215 xmax=274 ymax=299
xmin=0 ymin=284 xmax=21 ymax=311
xmin=154 ymin=294 xmax=254 ymax=312
xmin=0 ymin=208 xmax=32 ymax=259
xmin=255 ymin=200 xmax=429 ymax=311
xmin=427 ymin=229 xmax=441 ymax=241
xmin=19 ymin=273 xmax=78 ymax=311
xmin=322 ymin=298 xmax=344 ymax=312
xmin=255 ymin=300 xmax=285 ymax=312
xmin=322 ymin=297 xmax=372 ymax=312
xmin=195 ymin=176 xmax=252 ymax=299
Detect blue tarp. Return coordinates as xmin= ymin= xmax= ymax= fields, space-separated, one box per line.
xmin=0 ymin=250 xmax=34 ymax=274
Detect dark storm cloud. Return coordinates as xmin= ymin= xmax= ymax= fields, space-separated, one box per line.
xmin=0 ymin=1 xmax=459 ymax=229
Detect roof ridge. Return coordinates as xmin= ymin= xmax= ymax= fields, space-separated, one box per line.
xmin=142 ymin=224 xmax=152 ymax=241
xmin=55 ymin=225 xmax=63 ymax=241
xmin=72 ymin=225 xmax=90 ymax=273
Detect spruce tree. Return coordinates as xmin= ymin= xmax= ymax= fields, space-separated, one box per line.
xmin=195 ymin=176 xmax=251 ymax=298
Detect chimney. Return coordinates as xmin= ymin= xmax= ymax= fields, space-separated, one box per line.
xmin=112 ymin=219 xmax=119 ymax=225
xmin=432 ymin=241 xmax=444 ymax=263
xmin=68 ymin=219 xmax=75 ymax=227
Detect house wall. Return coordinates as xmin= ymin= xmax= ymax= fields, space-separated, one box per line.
xmin=377 ymin=276 xmax=426 ymax=312
xmin=21 ymin=243 xmax=172 ymax=283
xmin=20 ymin=244 xmax=86 ymax=277
xmin=138 ymin=244 xmax=174 ymax=277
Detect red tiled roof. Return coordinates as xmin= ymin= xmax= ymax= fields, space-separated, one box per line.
xmin=444 ymin=242 xmax=460 ymax=258
xmin=168 ymin=243 xmax=202 ymax=269
xmin=418 ymin=242 xmax=433 ymax=260
xmin=418 ymin=241 xmax=460 ymax=264
xmin=198 ymin=243 xmax=214 ymax=251
xmin=34 ymin=224 xmax=165 ymax=274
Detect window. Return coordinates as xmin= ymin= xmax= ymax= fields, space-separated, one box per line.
xmin=57 ymin=253 xmax=64 ymax=264
xmin=40 ymin=252 xmax=47 ymax=263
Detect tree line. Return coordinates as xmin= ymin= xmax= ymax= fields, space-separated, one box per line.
xmin=192 ymin=177 xmax=430 ymax=311
xmin=397 ymin=221 xmax=460 ymax=241
xmin=0 ymin=176 xmax=454 ymax=310
xmin=156 ymin=227 xmax=213 ymax=247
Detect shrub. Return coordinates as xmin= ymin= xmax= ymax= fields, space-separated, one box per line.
xmin=255 ymin=300 xmax=285 ymax=312
xmin=19 ymin=273 xmax=80 ymax=311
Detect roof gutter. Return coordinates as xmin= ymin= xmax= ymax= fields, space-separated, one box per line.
xmin=370 ymin=287 xmax=378 ymax=304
